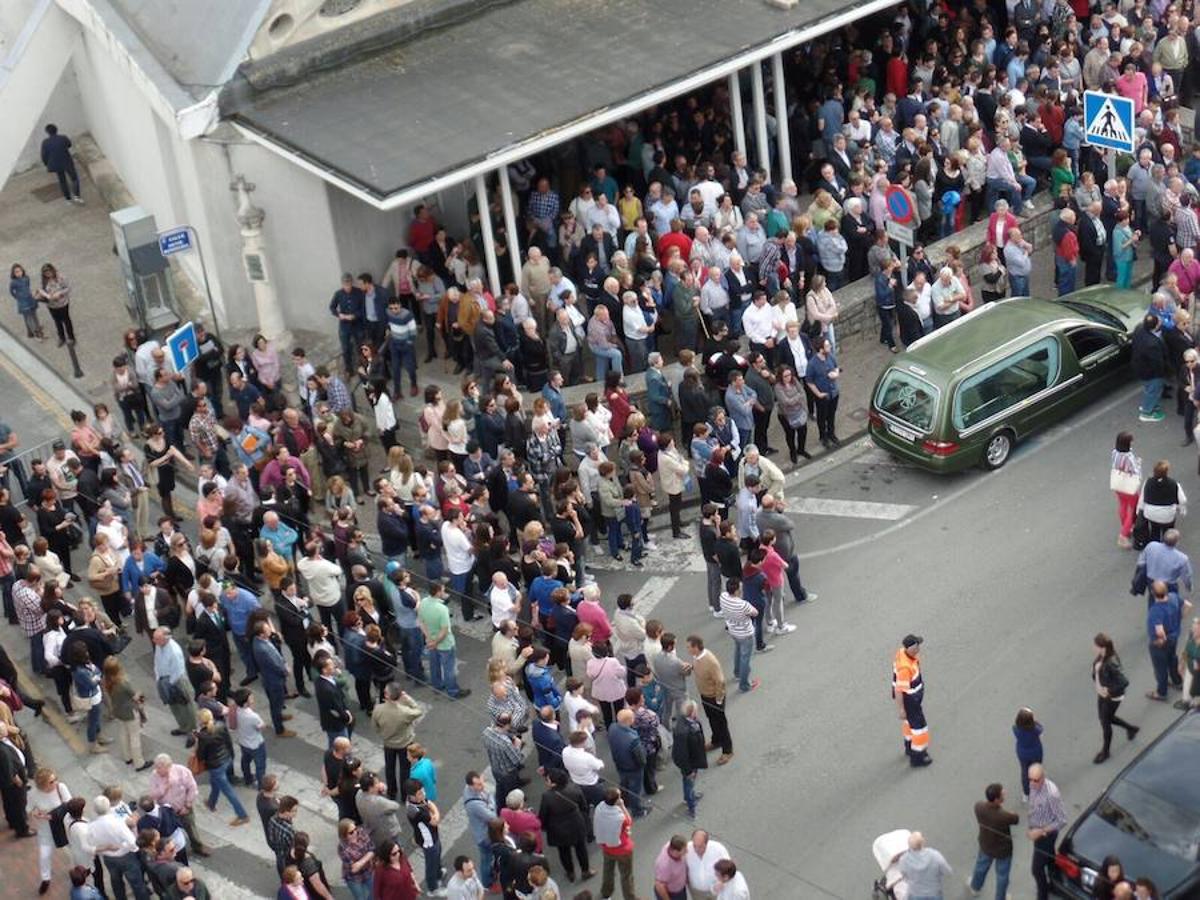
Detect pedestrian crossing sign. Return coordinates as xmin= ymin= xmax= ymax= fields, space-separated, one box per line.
xmin=1083 ymin=90 xmax=1135 ymax=153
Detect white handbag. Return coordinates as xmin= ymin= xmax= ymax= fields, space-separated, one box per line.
xmin=1109 ymin=467 xmax=1140 ymax=495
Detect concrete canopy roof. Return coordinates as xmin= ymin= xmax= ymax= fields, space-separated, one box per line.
xmin=222 ymin=0 xmax=889 ymax=208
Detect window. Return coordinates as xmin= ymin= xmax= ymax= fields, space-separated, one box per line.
xmin=875 ymin=369 xmax=940 ymax=432
xmin=1067 ymin=326 xmax=1119 ymax=364
xmin=953 ymin=337 xmax=1061 ymax=430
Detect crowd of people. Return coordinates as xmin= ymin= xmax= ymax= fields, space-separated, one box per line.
xmin=7 ymin=0 xmax=1200 ymax=898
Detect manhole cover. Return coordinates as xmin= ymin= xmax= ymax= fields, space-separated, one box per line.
xmin=31 ymin=183 xmax=63 ymax=203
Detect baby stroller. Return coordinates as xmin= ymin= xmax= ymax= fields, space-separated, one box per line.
xmin=871 ymin=829 xmax=911 ymax=899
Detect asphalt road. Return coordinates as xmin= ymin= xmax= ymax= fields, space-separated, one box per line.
xmin=3 ymin=313 xmax=1196 ymax=899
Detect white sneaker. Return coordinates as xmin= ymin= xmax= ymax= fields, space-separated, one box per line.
xmin=712 ymin=609 xmax=725 ymax=618
xmin=767 ymin=620 xmax=780 ymax=634
xmin=965 ymin=877 xmax=980 ymax=897
xmin=777 ymin=622 xmax=797 ymax=634
xmin=644 ymin=540 xmax=657 ymax=550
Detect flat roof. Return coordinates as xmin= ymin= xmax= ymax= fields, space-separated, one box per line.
xmin=223 ymin=0 xmax=864 ymax=203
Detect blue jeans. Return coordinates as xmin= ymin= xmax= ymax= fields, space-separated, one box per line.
xmin=618 ymin=769 xmax=644 ymax=815
xmin=607 ymin=517 xmax=623 ymax=558
xmin=970 ymin=850 xmax=1011 ymax=900
xmin=398 ymin=626 xmax=425 ymax=679
xmin=429 ymin=647 xmax=463 ymax=697
xmin=346 ymin=877 xmax=373 ymax=900
xmin=985 ymin=177 xmax=1016 ymax=212
xmin=1140 ymin=377 xmax=1165 ymax=415
xmin=681 ymin=770 xmax=699 ymax=815
xmin=86 ymin=703 xmax=102 ymax=743
xmin=240 ymin=742 xmax=267 ymax=788
xmin=423 ymin=554 xmax=444 ymax=582
xmin=1017 ymin=751 xmax=1042 ymax=797
xmin=104 ymin=851 xmax=150 ymax=900
xmin=29 ymin=633 xmax=45 ymax=675
xmin=207 ymin=764 xmax=248 ymax=818
xmin=422 ymin=838 xmax=443 ymax=892
xmin=325 ymin=727 xmax=349 ymax=748
xmin=592 ymin=346 xmax=624 ymax=383
xmin=1009 ymin=274 xmax=1029 ymax=298
xmin=390 ymin=342 xmax=418 ymax=392
xmin=477 ymin=840 xmax=494 ymax=889
xmin=786 ymin=555 xmax=809 ymax=603
xmin=732 ymin=635 xmax=754 ymax=691
xmin=1149 ymin=640 xmax=1175 ymax=697
xmin=825 ymin=270 xmax=846 ymax=290
xmin=1055 ymin=257 xmax=1076 ymax=296
xmin=264 ymin=681 xmax=286 ymax=733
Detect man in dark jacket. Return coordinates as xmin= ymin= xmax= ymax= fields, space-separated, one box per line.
xmin=671 ymin=700 xmax=708 ymax=819
xmin=1077 ymin=201 xmax=1108 ymax=287
xmin=376 ymin=496 xmax=409 ymax=564
xmin=473 ymin=310 xmax=511 ymax=386
xmin=41 ymin=124 xmax=82 ymax=203
xmin=532 ymin=705 xmax=565 ymax=773
xmin=607 ymin=709 xmax=647 ymax=816
xmin=1132 ymin=313 xmax=1170 ymax=422
xmin=315 ymin=655 xmax=353 ymax=745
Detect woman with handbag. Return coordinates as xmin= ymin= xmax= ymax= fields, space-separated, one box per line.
xmin=68 ymin=643 xmax=108 ymax=755
xmin=1092 ymin=633 xmax=1139 ymax=764
xmin=1111 ymin=431 xmax=1143 ymax=549
xmin=102 ymin=658 xmax=150 ymax=772
xmin=773 ymin=362 xmax=811 ymax=465
xmin=28 ymin=767 xmax=71 ymax=894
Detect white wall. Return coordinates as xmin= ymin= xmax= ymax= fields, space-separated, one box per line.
xmin=327 ymin=182 xmax=413 ymax=283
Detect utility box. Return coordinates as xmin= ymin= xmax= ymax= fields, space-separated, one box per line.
xmin=110 ymin=206 xmax=179 ymax=334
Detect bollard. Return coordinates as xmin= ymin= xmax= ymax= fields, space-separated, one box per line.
xmin=66 ymin=340 xmax=84 ymax=379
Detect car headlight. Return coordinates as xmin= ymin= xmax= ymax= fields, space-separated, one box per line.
xmin=1081 ymin=867 xmax=1098 ymax=891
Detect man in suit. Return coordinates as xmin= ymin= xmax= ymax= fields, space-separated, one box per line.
xmin=0 ymin=722 xmax=34 ymax=836
xmin=813 ymin=163 xmax=847 ymax=205
xmin=315 ymin=654 xmax=353 ymax=747
xmin=40 ymin=124 xmax=82 ymax=204
xmin=826 ymin=134 xmax=854 ymax=184
xmin=578 ymin=224 xmax=617 ymax=275
xmin=1078 ymin=200 xmax=1108 ymax=287
xmin=251 ymin=620 xmax=295 ymax=738
xmin=193 ymin=591 xmax=232 ymax=701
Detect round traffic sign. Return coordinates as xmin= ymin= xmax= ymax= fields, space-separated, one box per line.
xmin=885 ymin=185 xmax=915 ymax=225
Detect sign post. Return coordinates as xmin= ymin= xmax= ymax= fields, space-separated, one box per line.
xmin=884 ymin=185 xmax=917 ymax=273
xmin=158 ymin=225 xmax=221 ymax=338
xmin=165 ymin=321 xmax=199 ymax=373
xmin=1083 ymin=90 xmax=1135 ymax=183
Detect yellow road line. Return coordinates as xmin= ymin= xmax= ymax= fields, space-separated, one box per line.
xmin=0 ymin=352 xmax=72 ymax=429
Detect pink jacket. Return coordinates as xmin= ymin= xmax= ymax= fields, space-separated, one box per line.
xmin=586 ymin=655 xmax=628 ymax=703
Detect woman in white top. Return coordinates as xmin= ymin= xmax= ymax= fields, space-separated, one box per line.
xmin=31 ymin=537 xmax=71 ymax=589
xmin=1110 ymin=430 xmax=1142 ymax=549
xmin=805 ymin=274 xmax=840 ymax=351
xmin=42 ymin=609 xmax=72 ymax=719
xmin=443 ymin=399 xmax=470 ymax=467
xmin=229 ymin=688 xmax=267 ymax=789
xmin=772 ymin=289 xmax=799 ymax=340
xmin=584 ymin=395 xmax=613 ymax=450
xmin=713 ymin=194 xmax=744 ymax=236
xmin=28 ymin=767 xmax=71 ymax=891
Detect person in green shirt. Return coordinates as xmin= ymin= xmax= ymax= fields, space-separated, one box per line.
xmin=418 ymin=584 xmax=471 ymax=700
xmin=1178 ymin=617 xmax=1200 ymax=710
xmin=1049 ymin=148 xmax=1075 ymax=199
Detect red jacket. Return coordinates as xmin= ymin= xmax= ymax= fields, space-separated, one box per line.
xmin=986 ymin=212 xmax=1019 ymax=247
xmin=1056 ymin=230 xmax=1079 ymax=264
xmin=886 ymin=56 xmax=909 ymax=99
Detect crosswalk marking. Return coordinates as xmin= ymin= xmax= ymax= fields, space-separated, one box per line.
xmin=788 ymin=497 xmax=916 ymax=520
xmin=629 ymin=576 xmax=678 ymax=616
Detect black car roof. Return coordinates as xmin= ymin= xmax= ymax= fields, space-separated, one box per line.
xmin=1121 ymin=713 xmax=1200 ymax=812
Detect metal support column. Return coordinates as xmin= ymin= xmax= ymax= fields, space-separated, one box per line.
xmin=475 ymin=175 xmax=501 ymax=296
xmin=750 ymin=63 xmax=770 ymax=182
xmin=497 ymin=166 xmax=523 ymax=286
xmin=772 ymin=52 xmax=792 ymax=184
xmin=728 ymin=70 xmax=747 ymax=158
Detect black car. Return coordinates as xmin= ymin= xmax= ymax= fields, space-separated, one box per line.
xmin=1051 ymin=712 xmax=1200 ymax=897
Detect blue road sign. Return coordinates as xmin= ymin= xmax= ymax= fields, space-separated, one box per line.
xmin=885 ymin=186 xmax=915 ymax=224
xmin=158 ymin=227 xmax=193 ymax=256
xmin=1083 ymin=90 xmax=1135 ymax=154
xmin=166 ymin=321 xmax=199 ymax=372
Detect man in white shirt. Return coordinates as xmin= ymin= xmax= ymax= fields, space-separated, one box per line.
xmin=547 ymin=268 xmax=577 ymax=311
xmin=441 ymin=509 xmax=478 ymax=621
xmin=622 ymin=290 xmax=654 ymax=373
xmin=585 ymin=193 xmax=620 ymax=238
xmin=700 ymin=267 xmax=731 ymax=329
xmin=562 ymin=730 xmax=606 ymax=807
xmin=90 ymin=793 xmax=150 ymax=900
xmin=488 ymin=572 xmax=519 ymax=629
xmin=741 ymin=291 xmax=779 ymax=360
xmin=297 ymin=541 xmax=346 ymax=630
xmin=929 ymin=267 xmax=965 ymax=328
xmin=686 ymin=829 xmax=731 ymax=900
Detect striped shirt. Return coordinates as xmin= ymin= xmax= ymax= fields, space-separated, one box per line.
xmin=482 ymin=725 xmax=524 ymax=776
xmin=1028 ymin=777 xmax=1068 ymax=833
xmin=387 ymin=309 xmax=417 ymax=346
xmin=719 ymin=591 xmax=755 ymax=639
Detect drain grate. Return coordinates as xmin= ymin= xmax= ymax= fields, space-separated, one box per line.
xmin=31 ymin=183 xmax=64 ymax=203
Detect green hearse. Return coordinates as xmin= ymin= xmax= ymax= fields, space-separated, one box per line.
xmin=869 ymin=286 xmax=1148 ymax=472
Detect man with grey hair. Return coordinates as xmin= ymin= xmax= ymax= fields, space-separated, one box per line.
xmin=929 ymin=266 xmax=965 ymax=329
xmin=91 ymin=792 xmax=151 ymax=899
xmin=153 ymin=627 xmax=196 ymax=737
xmin=645 ymin=352 xmax=673 ymax=433
xmin=672 ymin=699 xmax=707 ymax=819
xmin=898 ymin=831 xmax=952 ymax=898
xmin=699 ymin=266 xmax=731 ymax=331
xmin=548 ymin=307 xmax=583 ymax=385
xmin=622 ymin=290 xmax=653 ymax=373
xmin=1079 ymin=200 xmax=1107 ymax=286
xmin=1004 ymin=227 xmax=1033 ymax=297
xmin=735 ymin=213 xmax=766 ymax=272
xmin=1054 ymin=208 xmax=1079 ymax=296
